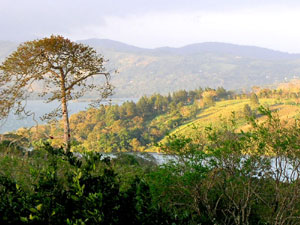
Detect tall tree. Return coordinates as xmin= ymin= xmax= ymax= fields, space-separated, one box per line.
xmin=0 ymin=35 xmax=113 ymax=152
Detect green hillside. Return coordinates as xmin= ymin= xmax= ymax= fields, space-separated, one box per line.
xmin=150 ymin=98 xmax=300 ymax=151
xmin=5 ymin=86 xmax=300 ymax=154
xmin=2 ymin=40 xmax=300 ymax=97
xmin=2 ymin=86 xmax=300 ymax=224
xmin=99 ymin=49 xmax=300 ymax=97
xmin=169 ymin=99 xmax=276 ymax=136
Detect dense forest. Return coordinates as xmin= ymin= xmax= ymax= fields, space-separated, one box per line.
xmin=6 ymin=87 xmax=235 ymax=151
xmin=5 ymin=83 xmax=300 ymax=154
xmin=2 ymin=85 xmax=300 ymax=223
xmin=1 ymin=104 xmax=300 ymax=224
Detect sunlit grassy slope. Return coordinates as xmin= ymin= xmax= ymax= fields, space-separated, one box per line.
xmin=148 ymin=98 xmax=300 ymax=152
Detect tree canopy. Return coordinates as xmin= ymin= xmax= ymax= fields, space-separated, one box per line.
xmin=0 ymin=35 xmax=113 ymax=151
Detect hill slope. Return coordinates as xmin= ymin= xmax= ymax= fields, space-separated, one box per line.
xmin=2 ymin=39 xmax=300 ymax=97
xmin=79 ymin=40 xmax=300 ymax=97
xmin=152 ymin=99 xmax=300 ymax=152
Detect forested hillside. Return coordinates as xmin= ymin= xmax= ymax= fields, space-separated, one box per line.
xmin=5 ymin=85 xmax=300 ymax=154
xmin=2 ymin=38 xmax=300 ymax=225
xmin=2 ymin=39 xmax=300 ymax=97
xmin=1 ymin=99 xmax=300 ymax=224
xmin=2 ymin=69 xmax=300 ymax=224
xmin=80 ymin=39 xmax=300 ymax=97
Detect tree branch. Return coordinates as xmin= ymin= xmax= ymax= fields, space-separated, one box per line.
xmin=65 ymin=72 xmax=109 ymax=91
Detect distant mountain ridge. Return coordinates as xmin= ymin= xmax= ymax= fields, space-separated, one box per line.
xmin=156 ymin=42 xmax=300 ymax=60
xmin=2 ymin=38 xmax=299 ymax=59
xmin=1 ymin=39 xmax=300 ymax=97
xmin=80 ymin=39 xmax=300 ymax=60
xmin=78 ymin=39 xmax=147 ymax=53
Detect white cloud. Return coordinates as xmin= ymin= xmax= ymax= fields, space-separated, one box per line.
xmin=75 ymin=7 xmax=300 ymax=53
xmin=1 ymin=0 xmax=300 ymax=52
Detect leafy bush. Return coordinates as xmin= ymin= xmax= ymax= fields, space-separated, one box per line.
xmin=147 ymin=107 xmax=300 ymax=224
xmin=0 ymin=143 xmax=174 ymax=224
xmin=2 ymin=107 xmax=300 ymax=224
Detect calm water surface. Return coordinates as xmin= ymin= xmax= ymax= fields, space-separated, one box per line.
xmin=0 ymin=98 xmax=137 ymax=133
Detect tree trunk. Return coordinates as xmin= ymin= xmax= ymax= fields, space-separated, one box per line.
xmin=61 ymin=79 xmax=71 ymax=152
xmin=61 ymin=95 xmax=71 ymax=152
xmin=61 ymin=97 xmax=71 ymax=153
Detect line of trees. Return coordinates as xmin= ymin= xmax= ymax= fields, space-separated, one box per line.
xmin=14 ymin=87 xmax=233 ymax=152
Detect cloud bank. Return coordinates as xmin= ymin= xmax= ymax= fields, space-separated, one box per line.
xmin=1 ymin=0 xmax=300 ymax=52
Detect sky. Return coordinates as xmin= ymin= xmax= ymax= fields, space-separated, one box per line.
xmin=1 ymin=0 xmax=300 ymax=53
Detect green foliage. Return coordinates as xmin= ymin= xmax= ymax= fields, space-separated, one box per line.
xmin=0 ymin=35 xmax=113 ymax=152
xmin=147 ymin=107 xmax=300 ymax=224
xmin=2 ymin=107 xmax=300 ymax=224
xmin=15 ymin=87 xmax=236 ymax=152
xmin=0 ymin=140 xmax=25 ymax=156
xmin=0 ymin=142 xmax=176 ymax=224
xmin=250 ymin=93 xmax=260 ymax=106
xmin=243 ymin=103 xmax=253 ymax=118
xmin=12 ymin=85 xmax=300 ymax=154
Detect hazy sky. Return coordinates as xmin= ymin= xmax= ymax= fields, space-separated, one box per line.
xmin=1 ymin=0 xmax=300 ymax=52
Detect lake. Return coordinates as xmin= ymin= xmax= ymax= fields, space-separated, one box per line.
xmin=0 ymin=98 xmax=137 ymax=133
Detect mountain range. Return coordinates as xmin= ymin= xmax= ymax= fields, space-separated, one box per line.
xmin=1 ymin=39 xmax=300 ymax=97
